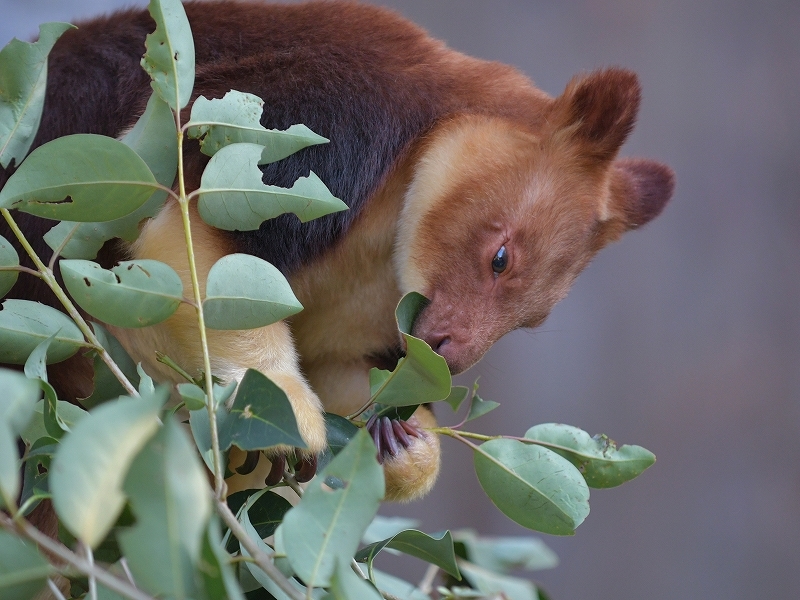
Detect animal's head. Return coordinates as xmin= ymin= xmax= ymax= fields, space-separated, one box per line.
xmin=397 ymin=68 xmax=674 ymax=374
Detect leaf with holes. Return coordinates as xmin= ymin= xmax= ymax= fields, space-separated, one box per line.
xmin=0 ymin=134 xmax=159 ymax=221
xmin=60 ymin=259 xmax=183 ymax=328
xmin=50 ymin=388 xmax=166 ymax=548
xmin=44 ymin=93 xmax=178 ymax=259
xmin=141 ymin=0 xmax=194 ymax=110
xmin=196 ymin=142 xmax=346 ymax=231
xmin=473 ymin=438 xmax=590 ymax=536
xmin=282 ymin=429 xmax=384 ymax=588
xmin=118 ymin=417 xmax=211 ymax=599
xmin=525 ymin=423 xmax=656 ymax=488
xmin=217 ymin=369 xmax=306 ymax=451
xmin=0 ymin=300 xmax=84 ymax=365
xmin=203 ymin=253 xmax=302 ymax=330
xmin=186 ymin=90 xmax=328 ymax=160
xmin=0 ymin=22 xmax=74 ymax=169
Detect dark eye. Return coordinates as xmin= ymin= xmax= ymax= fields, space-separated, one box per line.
xmin=491 ymin=245 xmax=508 ymax=274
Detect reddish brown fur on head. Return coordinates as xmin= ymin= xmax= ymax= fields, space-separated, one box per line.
xmin=398 ymin=68 xmax=674 ymax=374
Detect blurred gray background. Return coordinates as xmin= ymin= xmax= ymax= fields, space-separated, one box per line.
xmin=2 ymin=0 xmax=798 ymax=598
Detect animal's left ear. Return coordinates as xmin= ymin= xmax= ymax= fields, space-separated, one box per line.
xmin=594 ymin=157 xmax=675 ymax=248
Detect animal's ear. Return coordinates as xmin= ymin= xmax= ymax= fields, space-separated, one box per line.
xmin=550 ymin=68 xmax=641 ymax=161
xmin=593 ymin=157 xmax=675 ymax=248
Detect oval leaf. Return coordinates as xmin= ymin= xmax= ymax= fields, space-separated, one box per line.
xmin=0 ymin=22 xmax=74 ymax=169
xmin=60 ymin=259 xmax=183 ymax=328
xmin=196 ymin=142 xmax=346 ymax=230
xmin=473 ymin=438 xmax=590 ymax=535
xmin=203 ymin=253 xmax=302 ymax=330
xmin=186 ymin=90 xmax=328 ymax=160
xmin=141 ymin=0 xmax=195 ymax=110
xmin=217 ymin=369 xmax=306 ymax=451
xmin=525 ymin=423 xmax=656 ymax=488
xmin=118 ymin=417 xmax=211 ymax=599
xmin=0 ymin=234 xmax=19 ymax=298
xmin=50 ymin=389 xmax=166 ymax=548
xmin=44 ymin=93 xmax=178 ymax=259
xmin=0 ymin=299 xmax=85 ymax=364
xmin=0 ymin=134 xmax=158 ymax=221
xmin=282 ymin=429 xmax=384 ymax=588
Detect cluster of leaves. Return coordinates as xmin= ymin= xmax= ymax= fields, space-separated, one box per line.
xmin=0 ymin=1 xmax=656 ymax=599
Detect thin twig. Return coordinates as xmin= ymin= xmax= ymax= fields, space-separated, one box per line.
xmin=84 ymin=543 xmax=98 ymax=600
xmin=418 ymin=563 xmax=440 ymax=595
xmin=0 ymin=514 xmax=156 ymax=600
xmin=1 ymin=208 xmax=139 ymax=397
xmin=214 ymin=497 xmax=305 ymax=600
xmin=47 ymin=579 xmax=67 ymax=600
xmin=0 ymin=264 xmax=42 ymax=277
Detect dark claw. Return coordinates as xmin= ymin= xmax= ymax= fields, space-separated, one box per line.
xmin=265 ymin=454 xmax=286 ymax=486
xmin=236 ymin=450 xmax=261 ymax=475
xmin=392 ymin=419 xmax=412 ymax=448
xmin=371 ymin=419 xmax=383 ymax=463
xmin=400 ymin=419 xmax=421 ymax=438
xmin=381 ymin=417 xmax=400 ymax=457
xmin=294 ymin=455 xmax=318 ymax=483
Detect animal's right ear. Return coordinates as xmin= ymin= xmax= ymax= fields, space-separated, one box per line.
xmin=549 ymin=68 xmax=642 ymax=161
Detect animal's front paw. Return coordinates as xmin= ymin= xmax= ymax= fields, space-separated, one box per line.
xmin=367 ymin=406 xmax=441 ymax=502
xmin=262 ymin=370 xmax=328 ymax=455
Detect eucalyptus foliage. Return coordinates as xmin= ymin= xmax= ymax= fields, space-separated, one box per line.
xmin=0 ymin=1 xmax=656 ymax=599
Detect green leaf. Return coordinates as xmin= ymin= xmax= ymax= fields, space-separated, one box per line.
xmin=0 ymin=368 xmax=41 ymax=435
xmin=79 ymin=323 xmax=141 ymax=409
xmin=44 ymin=93 xmax=178 ymax=259
xmin=282 ymin=429 xmax=384 ymax=587
xmin=60 ymin=259 xmax=183 ymax=328
xmin=226 ymin=489 xmax=292 ymax=553
xmin=0 ymin=234 xmax=19 ymax=298
xmin=356 ymin=529 xmax=461 ymax=579
xmin=0 ymin=134 xmax=159 ymax=221
xmin=118 ymin=417 xmax=212 ymax=599
xmin=189 ymin=401 xmax=228 ymax=472
xmin=201 ymin=517 xmax=246 ymax=600
xmin=370 ymin=569 xmax=429 ymax=600
xmin=186 ymin=91 xmax=328 ymax=160
xmin=0 ymin=300 xmax=85 ymax=364
xmin=240 ymin=511 xmax=310 ymax=600
xmin=0 ymin=368 xmax=37 ymax=508
xmin=465 ymin=392 xmax=500 ymax=422
xmin=524 ymin=423 xmax=656 ymax=488
xmin=196 ymin=142 xmax=346 ymax=230
xmin=203 ymin=253 xmax=303 ymax=330
xmin=458 ymin=559 xmax=540 ymax=600
xmin=322 ymin=556 xmax=382 ymax=600
xmin=473 ymin=438 xmax=590 ymax=536
xmin=23 ymin=335 xmax=71 ymax=439
xmin=369 ymin=294 xmax=451 ymax=408
xmin=141 ymin=0 xmax=195 ymax=110
xmin=0 ymin=531 xmax=51 ymax=600
xmin=317 ymin=413 xmax=359 ymax=472
xmin=177 ymin=382 xmax=206 ymax=411
xmin=20 ymin=399 xmax=86 ymax=446
xmin=363 ymin=516 xmax=421 ymax=545
xmin=443 ymin=386 xmax=470 ymax=413
xmin=455 ymin=530 xmax=558 ymax=573
xmin=50 ymin=388 xmax=166 ymax=548
xmin=218 ymin=369 xmax=306 ymax=451
xmin=0 ymin=22 xmax=74 ymax=169
xmin=370 ymin=336 xmax=451 ymax=407
xmin=395 ymin=291 xmax=429 ymax=335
